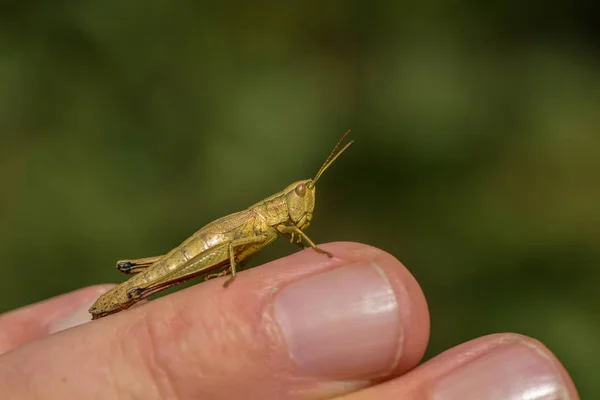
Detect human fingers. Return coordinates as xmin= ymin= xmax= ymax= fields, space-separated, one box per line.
xmin=335 ymin=333 xmax=579 ymax=400
xmin=0 ymin=242 xmax=429 ymax=400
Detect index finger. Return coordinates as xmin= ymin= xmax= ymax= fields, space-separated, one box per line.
xmin=0 ymin=242 xmax=430 ymax=400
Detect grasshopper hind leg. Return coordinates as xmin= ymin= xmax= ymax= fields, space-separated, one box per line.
xmin=117 ymin=255 xmax=163 ymax=274
xmin=122 ymin=235 xmax=269 ymax=301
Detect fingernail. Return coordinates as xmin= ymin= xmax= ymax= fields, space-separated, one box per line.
xmin=49 ymin=288 xmax=111 ymax=333
xmin=273 ymin=262 xmax=401 ymax=379
xmin=433 ymin=344 xmax=571 ymax=400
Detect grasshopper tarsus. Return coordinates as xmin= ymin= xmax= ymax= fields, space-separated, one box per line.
xmin=127 ymin=287 xmax=144 ymax=300
xmin=314 ymin=247 xmax=334 ymax=258
xmin=117 ymin=255 xmax=162 ymax=275
xmin=117 ymin=261 xmax=135 ymax=273
xmin=204 ymin=270 xmax=228 ymax=281
xmin=223 ymin=276 xmax=236 ymax=288
xmin=91 ymin=313 xmax=102 ymax=321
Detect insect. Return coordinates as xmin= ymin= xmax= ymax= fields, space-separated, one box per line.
xmin=89 ymin=131 xmax=354 ymax=320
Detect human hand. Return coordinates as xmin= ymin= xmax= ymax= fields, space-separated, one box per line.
xmin=0 ymin=242 xmax=579 ymax=399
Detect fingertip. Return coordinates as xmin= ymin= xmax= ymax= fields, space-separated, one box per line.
xmin=311 ymin=242 xmax=430 ymax=376
xmin=328 ymin=242 xmax=431 ymax=371
xmin=426 ymin=333 xmax=580 ymax=400
xmin=501 ymin=334 xmax=580 ymax=400
xmin=360 ymin=243 xmax=431 ymax=375
xmin=246 ymin=241 xmax=431 ymax=379
xmin=342 ymin=332 xmax=579 ymax=400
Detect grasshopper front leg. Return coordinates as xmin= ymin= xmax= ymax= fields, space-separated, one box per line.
xmin=282 ymin=231 xmax=307 ymax=249
xmin=278 ymin=225 xmax=333 ymax=257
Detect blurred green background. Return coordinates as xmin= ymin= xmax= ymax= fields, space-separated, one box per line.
xmin=1 ymin=1 xmax=598 ymax=396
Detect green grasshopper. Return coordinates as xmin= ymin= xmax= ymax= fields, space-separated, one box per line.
xmin=89 ymin=131 xmax=353 ymax=319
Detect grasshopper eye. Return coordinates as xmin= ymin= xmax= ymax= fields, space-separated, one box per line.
xmin=295 ymin=183 xmax=307 ymax=197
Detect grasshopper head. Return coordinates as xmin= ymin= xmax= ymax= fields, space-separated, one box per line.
xmin=286 ymin=179 xmax=316 ymax=229
xmin=285 ymin=130 xmax=354 ymax=230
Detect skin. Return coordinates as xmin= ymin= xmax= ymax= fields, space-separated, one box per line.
xmin=0 ymin=242 xmax=579 ymax=399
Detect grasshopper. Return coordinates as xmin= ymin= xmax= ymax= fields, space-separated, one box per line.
xmin=89 ymin=131 xmax=354 ymax=319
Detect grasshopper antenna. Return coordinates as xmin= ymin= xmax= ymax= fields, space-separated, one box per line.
xmin=311 ymin=130 xmax=354 ymax=187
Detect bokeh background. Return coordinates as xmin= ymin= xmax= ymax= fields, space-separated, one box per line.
xmin=1 ymin=2 xmax=598 ymax=396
